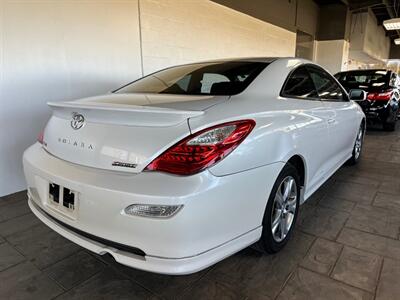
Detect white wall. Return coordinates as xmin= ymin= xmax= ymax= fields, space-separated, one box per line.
xmin=0 ymin=0 xmax=143 ymax=196
xmin=0 ymin=0 xmax=296 ymax=197
xmin=315 ymin=39 xmax=349 ymax=74
xmin=140 ymin=0 xmax=296 ymax=74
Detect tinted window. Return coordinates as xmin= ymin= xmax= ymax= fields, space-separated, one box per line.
xmin=115 ymin=62 xmax=268 ymax=96
xmin=307 ymin=66 xmax=344 ymax=101
xmin=335 ymin=70 xmax=390 ymax=91
xmin=281 ymin=66 xmax=318 ymax=99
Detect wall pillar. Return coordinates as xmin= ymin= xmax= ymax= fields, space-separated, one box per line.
xmin=315 ymin=40 xmax=349 ymax=74
xmin=314 ymin=3 xmax=350 ymax=73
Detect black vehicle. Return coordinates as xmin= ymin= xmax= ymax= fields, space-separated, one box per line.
xmin=335 ymin=69 xmax=399 ymax=131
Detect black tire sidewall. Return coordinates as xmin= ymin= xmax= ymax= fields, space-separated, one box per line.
xmin=383 ymin=121 xmax=396 ymax=131
xmin=383 ymin=106 xmax=397 ymax=131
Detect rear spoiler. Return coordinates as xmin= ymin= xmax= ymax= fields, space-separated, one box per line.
xmin=48 ymin=101 xmax=204 ymax=127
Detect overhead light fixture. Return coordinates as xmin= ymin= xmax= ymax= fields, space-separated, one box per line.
xmin=383 ymin=18 xmax=400 ymax=30
xmin=395 ymin=38 xmax=400 ymax=45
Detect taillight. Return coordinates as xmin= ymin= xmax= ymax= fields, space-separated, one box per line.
xmin=367 ymin=90 xmax=392 ymax=101
xmin=37 ymin=130 xmax=44 ymax=144
xmin=145 ymin=120 xmax=256 ymax=175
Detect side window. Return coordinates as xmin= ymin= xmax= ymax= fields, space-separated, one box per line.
xmin=307 ymin=66 xmax=345 ymax=101
xmin=281 ymin=66 xmax=318 ymax=99
xmin=176 ymin=75 xmax=191 ymax=91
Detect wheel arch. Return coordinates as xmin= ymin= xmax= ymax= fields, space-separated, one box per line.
xmin=361 ymin=117 xmax=366 ymax=128
xmin=286 ymin=154 xmax=306 ymax=188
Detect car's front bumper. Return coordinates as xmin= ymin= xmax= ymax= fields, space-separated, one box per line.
xmin=23 ymin=143 xmax=284 ymax=274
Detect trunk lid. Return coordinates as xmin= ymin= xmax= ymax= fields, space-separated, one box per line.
xmin=43 ymin=93 xmax=227 ymax=173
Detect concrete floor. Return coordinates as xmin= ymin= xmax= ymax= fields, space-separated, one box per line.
xmin=1 ymin=126 xmax=400 ymax=300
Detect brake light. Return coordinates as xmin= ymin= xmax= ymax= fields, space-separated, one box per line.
xmin=37 ymin=130 xmax=44 ymax=144
xmin=145 ymin=120 xmax=256 ymax=175
xmin=367 ymin=90 xmax=392 ymax=101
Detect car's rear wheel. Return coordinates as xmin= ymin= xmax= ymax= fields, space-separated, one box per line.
xmin=383 ymin=119 xmax=396 ymax=131
xmin=382 ymin=112 xmax=397 ymax=131
xmin=383 ymin=107 xmax=398 ymax=131
xmin=253 ymin=163 xmax=300 ymax=253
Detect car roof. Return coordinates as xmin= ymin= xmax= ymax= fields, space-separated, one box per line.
xmin=336 ymin=69 xmax=391 ymax=75
xmin=181 ymin=57 xmax=318 ymax=70
xmin=186 ymin=57 xmax=278 ymax=64
xmin=192 ymin=56 xmax=317 ymax=63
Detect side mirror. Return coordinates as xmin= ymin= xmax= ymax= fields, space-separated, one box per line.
xmin=349 ymin=89 xmax=367 ymax=101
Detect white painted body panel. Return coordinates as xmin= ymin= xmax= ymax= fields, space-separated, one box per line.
xmin=24 ymin=143 xmax=283 ymax=274
xmin=23 ymin=58 xmax=364 ymax=274
xmin=43 ymin=94 xmax=228 ymax=173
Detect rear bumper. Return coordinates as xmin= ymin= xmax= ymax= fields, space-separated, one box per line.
xmin=28 ymin=197 xmax=261 ymax=275
xmin=23 ymin=143 xmax=283 ymax=274
xmin=358 ymin=101 xmax=394 ymax=123
xmin=363 ymin=108 xmax=387 ymax=121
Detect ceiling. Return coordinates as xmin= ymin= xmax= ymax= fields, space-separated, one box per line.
xmin=315 ymin=0 xmax=400 ymax=40
xmin=313 ymin=0 xmax=347 ymax=4
xmin=350 ymin=0 xmax=400 ymax=40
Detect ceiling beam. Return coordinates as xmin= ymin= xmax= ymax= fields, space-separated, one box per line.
xmin=348 ymin=0 xmax=383 ymax=11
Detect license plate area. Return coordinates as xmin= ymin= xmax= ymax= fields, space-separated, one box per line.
xmin=48 ymin=183 xmax=78 ymax=220
xmin=49 ymin=183 xmax=60 ymax=203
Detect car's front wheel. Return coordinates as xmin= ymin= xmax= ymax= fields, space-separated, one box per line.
xmin=254 ymin=163 xmax=300 ymax=253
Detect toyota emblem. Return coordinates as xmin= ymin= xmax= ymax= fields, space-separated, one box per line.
xmin=71 ymin=113 xmax=85 ymax=130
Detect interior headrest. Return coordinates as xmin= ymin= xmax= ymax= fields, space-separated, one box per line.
xmin=210 ymin=82 xmax=234 ymax=95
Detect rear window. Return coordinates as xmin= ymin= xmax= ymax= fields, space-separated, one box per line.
xmin=335 ymin=70 xmax=391 ymax=91
xmin=115 ymin=62 xmax=268 ymax=96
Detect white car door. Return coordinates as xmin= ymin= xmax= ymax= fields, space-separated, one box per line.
xmin=280 ymin=65 xmax=336 ymax=193
xmin=307 ymin=65 xmax=359 ymax=172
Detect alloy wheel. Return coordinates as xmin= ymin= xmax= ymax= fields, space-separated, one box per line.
xmin=271 ymin=176 xmax=297 ymax=243
xmin=354 ymin=126 xmax=363 ymax=160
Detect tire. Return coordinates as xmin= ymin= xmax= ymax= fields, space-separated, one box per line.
xmin=347 ymin=123 xmax=364 ymax=165
xmin=383 ymin=107 xmax=398 ymax=131
xmin=383 ymin=121 xmax=396 ymax=131
xmin=253 ymin=163 xmax=300 ymax=254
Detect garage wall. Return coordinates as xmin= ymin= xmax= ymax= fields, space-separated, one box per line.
xmin=315 ymin=40 xmax=349 ymax=74
xmin=349 ymin=10 xmax=390 ymax=65
xmin=0 ymin=0 xmax=143 ymax=197
xmin=140 ymin=0 xmax=296 ymax=74
xmin=212 ymin=0 xmax=320 ymax=38
xmin=296 ymin=0 xmax=319 ymax=37
xmin=363 ymin=11 xmax=390 ymax=61
xmin=0 ymin=0 xmax=296 ymax=197
xmin=212 ymin=0 xmax=297 ymax=32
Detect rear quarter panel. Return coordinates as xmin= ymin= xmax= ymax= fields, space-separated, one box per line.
xmin=188 ymin=59 xmax=306 ymax=176
xmin=189 ymin=59 xmax=361 ymax=196
xmin=190 ymin=96 xmax=323 ymax=183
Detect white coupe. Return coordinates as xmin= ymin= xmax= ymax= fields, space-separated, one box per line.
xmin=23 ymin=58 xmax=365 ymax=275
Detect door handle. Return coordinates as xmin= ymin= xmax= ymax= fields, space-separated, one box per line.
xmin=328 ymin=118 xmax=335 ymax=124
